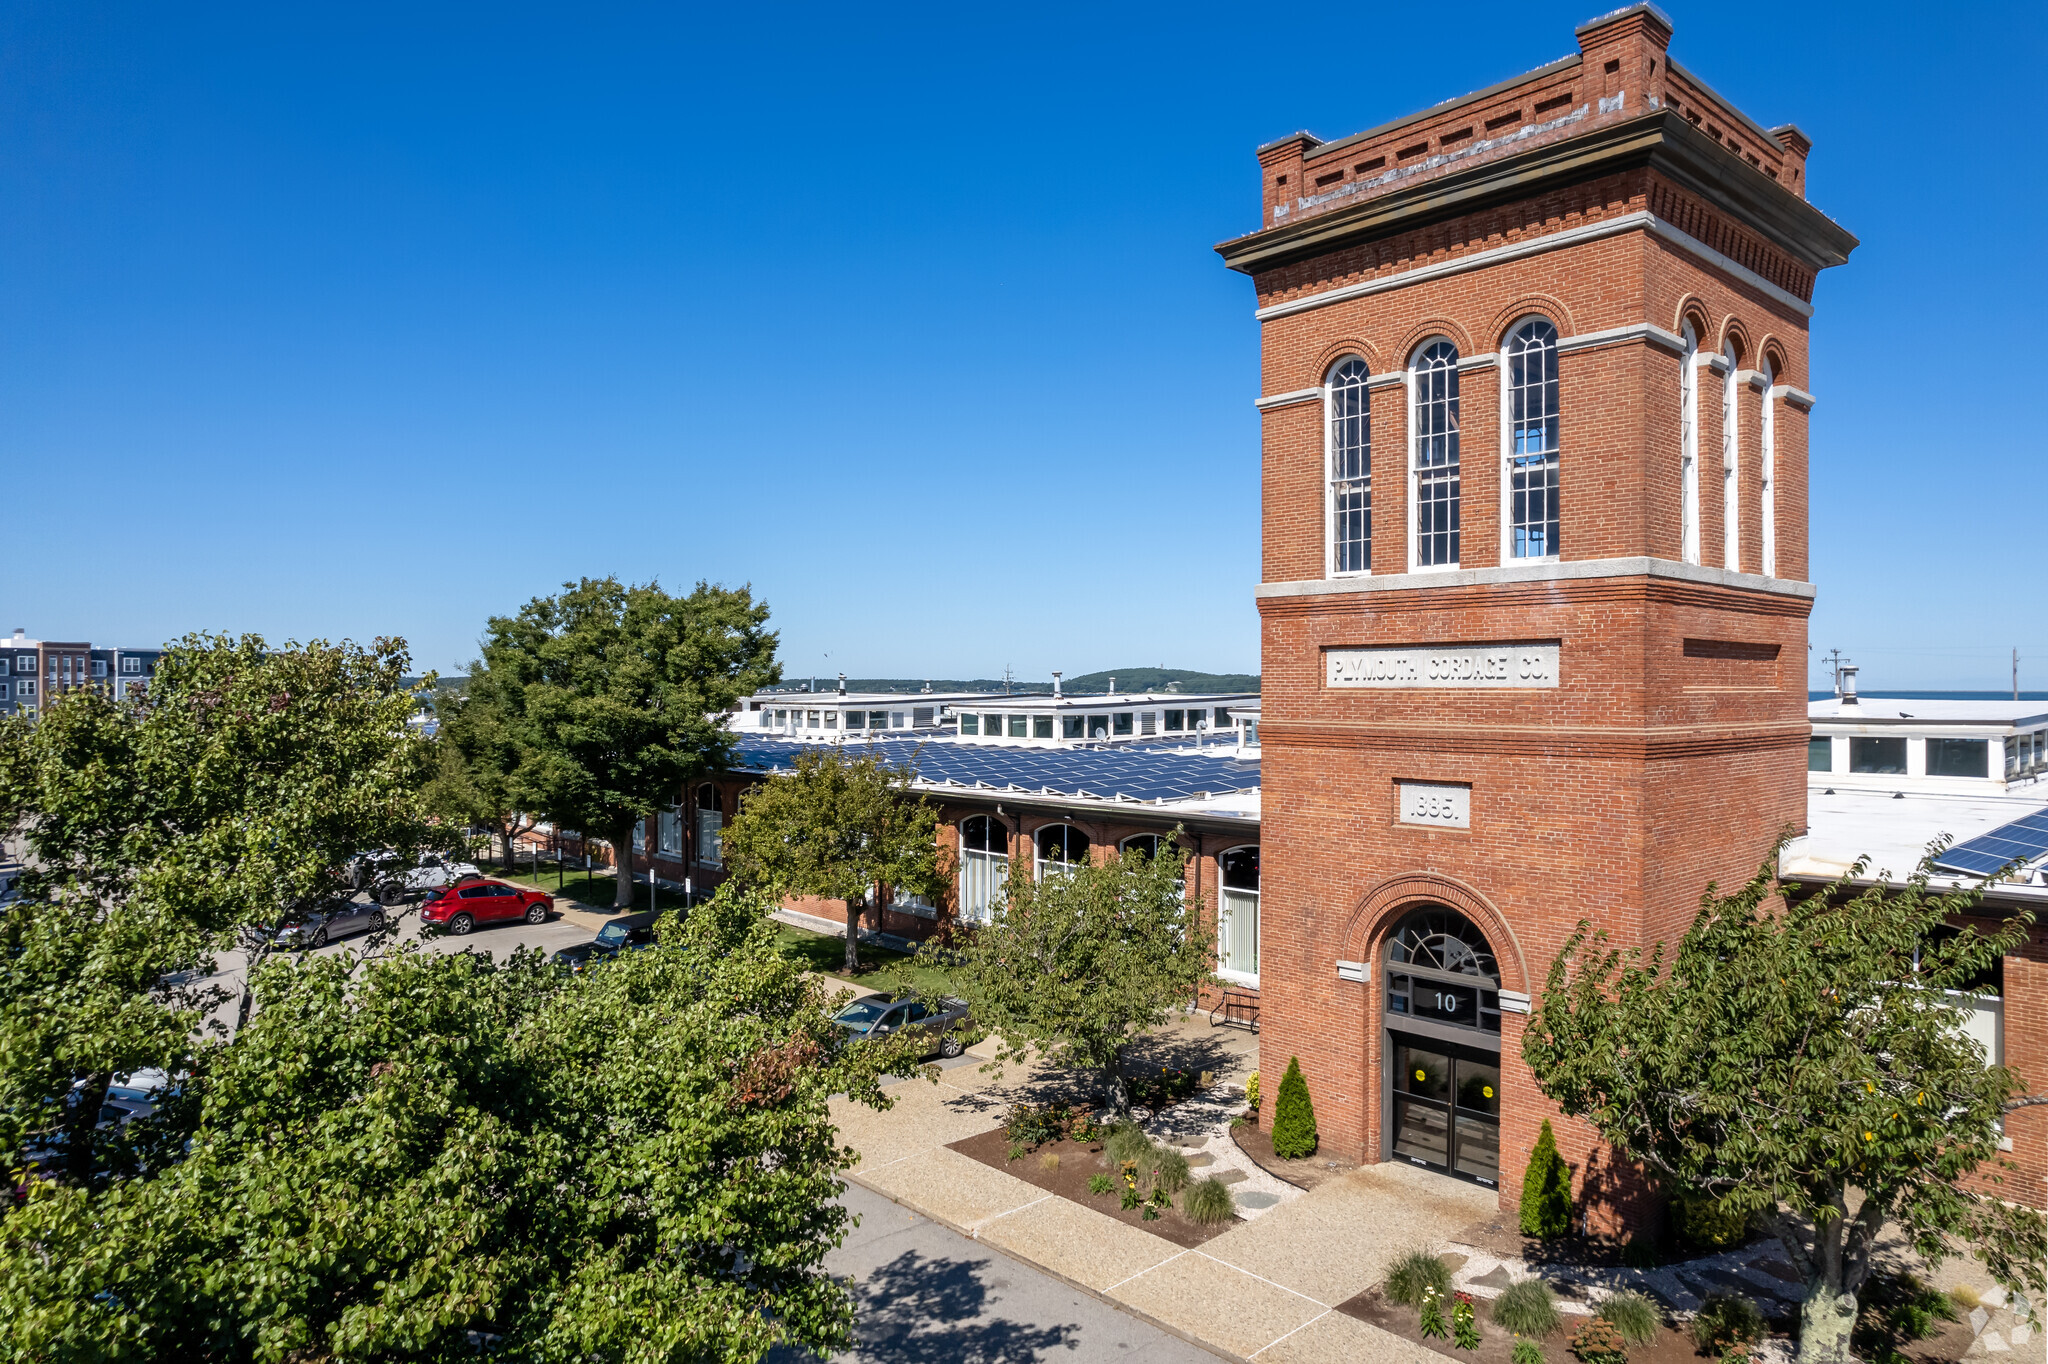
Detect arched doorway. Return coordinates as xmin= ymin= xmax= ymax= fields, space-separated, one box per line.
xmin=1383 ymin=905 xmax=1503 ymax=1187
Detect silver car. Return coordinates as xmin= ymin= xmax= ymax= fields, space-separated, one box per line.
xmin=830 ymin=993 xmax=973 ymax=1059
xmin=243 ymin=898 xmax=389 ymax=949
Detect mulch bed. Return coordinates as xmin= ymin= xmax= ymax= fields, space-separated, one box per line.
xmin=1337 ymin=1287 xmax=1723 ymax=1364
xmin=947 ymin=1128 xmax=1239 ymax=1249
xmin=1230 ymin=1115 xmax=1359 ymax=1192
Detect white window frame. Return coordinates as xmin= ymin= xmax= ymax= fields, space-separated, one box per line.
xmin=958 ymin=816 xmax=1008 ymax=925
xmin=1760 ymin=359 xmax=1779 ymax=578
xmin=1500 ymin=316 xmax=1561 ymax=564
xmin=121 ymin=656 xmax=142 ymax=675
xmin=1034 ymin=823 xmax=1088 ymax=882
xmin=657 ymin=808 xmax=683 ymax=857
xmin=1216 ymin=844 xmax=1260 ymax=987
xmin=17 ymin=679 xmax=34 ymax=698
xmin=1324 ymin=356 xmax=1372 ymax=578
xmin=695 ymin=807 xmax=723 ymax=868
xmin=1407 ymin=338 xmax=1462 ymax=571
xmin=1722 ymin=341 xmax=1741 ymax=571
xmin=1679 ymin=321 xmax=1700 ymax=564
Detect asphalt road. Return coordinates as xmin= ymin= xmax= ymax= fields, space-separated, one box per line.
xmin=768 ymin=1180 xmax=1216 ymax=1364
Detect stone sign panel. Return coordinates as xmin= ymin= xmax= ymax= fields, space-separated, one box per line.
xmin=1397 ymin=781 xmax=1471 ymax=829
xmin=1325 ymin=642 xmax=1560 ymax=689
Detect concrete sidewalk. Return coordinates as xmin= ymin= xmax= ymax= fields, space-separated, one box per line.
xmin=836 ymin=1035 xmax=1491 ymax=1363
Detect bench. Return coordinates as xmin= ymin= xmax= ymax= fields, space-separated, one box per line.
xmin=1210 ymin=988 xmax=1260 ymax=1032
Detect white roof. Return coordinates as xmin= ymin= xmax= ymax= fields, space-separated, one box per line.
xmin=1783 ymin=786 xmax=2048 ymax=901
xmin=965 ymin=692 xmax=1257 ymax=711
xmin=1810 ymin=697 xmax=2048 ymax=728
xmin=743 ymin=691 xmax=992 ymax=706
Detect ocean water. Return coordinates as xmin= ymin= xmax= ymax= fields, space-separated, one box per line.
xmin=1808 ymin=690 xmax=2048 ymax=702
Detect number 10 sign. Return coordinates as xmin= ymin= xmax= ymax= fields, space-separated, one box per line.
xmin=1397 ymin=781 xmax=1470 ymax=829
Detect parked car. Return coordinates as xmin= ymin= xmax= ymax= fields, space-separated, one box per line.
xmin=829 ymin=993 xmax=972 ymax=1058
xmin=551 ymin=910 xmax=664 ymax=973
xmin=419 ymin=880 xmax=553 ymax=936
xmin=352 ymin=850 xmax=484 ymax=905
xmin=241 ymin=898 xmax=388 ymax=950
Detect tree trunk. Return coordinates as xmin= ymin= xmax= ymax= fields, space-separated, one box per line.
xmin=1102 ymin=1047 xmax=1130 ymax=1117
xmin=501 ymin=820 xmax=518 ymax=873
xmin=615 ymin=821 xmax=638 ymax=909
xmin=1796 ymin=1280 xmax=1858 ymax=1364
xmin=843 ymin=899 xmax=862 ymax=974
xmin=64 ymin=1072 xmax=111 ymax=1186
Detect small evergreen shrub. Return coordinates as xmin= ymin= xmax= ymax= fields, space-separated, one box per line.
xmin=1569 ymin=1318 xmax=1628 ymax=1364
xmin=1692 ymin=1295 xmax=1764 ymax=1355
xmin=1087 ymin=1173 xmax=1115 ymax=1196
xmin=1670 ymin=1189 xmax=1750 ymax=1251
xmin=1153 ymin=1148 xmax=1191 ymax=1194
xmin=1270 ymin=1056 xmax=1318 ymax=1159
xmin=1594 ymin=1291 xmax=1659 ymax=1346
xmin=1182 ymin=1176 xmax=1236 ymax=1225
xmin=1245 ymin=1070 xmax=1261 ymax=1111
xmin=1385 ymin=1247 xmax=1454 ymax=1308
xmin=1511 ymin=1337 xmax=1546 ymax=1364
xmin=1519 ymin=1119 xmax=1572 ymax=1237
xmin=1492 ymin=1278 xmax=1563 ymax=1337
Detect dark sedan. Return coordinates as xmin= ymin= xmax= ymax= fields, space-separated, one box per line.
xmin=830 ymin=993 xmax=973 ymax=1059
xmin=551 ymin=910 xmax=663 ymax=974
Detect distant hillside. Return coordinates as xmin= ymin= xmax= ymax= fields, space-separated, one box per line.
xmin=762 ymin=668 xmax=1258 ymax=696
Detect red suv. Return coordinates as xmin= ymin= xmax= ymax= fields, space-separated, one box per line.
xmin=419 ymin=880 xmax=553 ymax=936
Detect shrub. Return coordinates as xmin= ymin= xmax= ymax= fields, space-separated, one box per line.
xmin=1857 ymin=1270 xmax=1960 ymax=1355
xmin=1128 ymin=1068 xmax=1200 ymax=1109
xmin=1492 ymin=1278 xmax=1563 ymax=1337
xmin=1618 ymin=1240 xmax=1658 ymax=1270
xmin=1595 ymin=1291 xmax=1659 ymax=1346
xmin=1385 ymin=1247 xmax=1454 ymax=1308
xmin=1153 ymin=1148 xmax=1191 ymax=1195
xmin=1245 ymin=1070 xmax=1261 ymax=1111
xmin=1671 ymin=1189 xmax=1750 ymax=1251
xmin=1004 ymin=1100 xmax=1091 ymax=1148
xmin=1569 ymin=1318 xmax=1628 ymax=1364
xmin=1087 ymin=1173 xmax=1114 ymax=1196
xmin=1039 ymin=1152 xmax=1060 ymax=1172
xmin=1270 ymin=1056 xmax=1318 ymax=1159
xmin=1519 ymin=1120 xmax=1572 ymax=1238
xmin=1511 ymin=1337 xmax=1546 ymax=1364
xmin=1104 ymin=1122 xmax=1152 ymax=1166
xmin=1948 ymin=1284 xmax=1981 ymax=1313
xmin=1692 ymin=1294 xmax=1764 ymax=1355
xmin=1005 ymin=1141 xmax=1026 ymax=1162
xmin=1182 ymin=1176 xmax=1236 ymax=1225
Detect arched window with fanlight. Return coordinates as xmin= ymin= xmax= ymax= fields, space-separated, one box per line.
xmin=1326 ymin=357 xmax=1371 ymax=576
xmin=1679 ymin=319 xmax=1702 ymax=565
xmin=957 ymin=815 xmax=1009 ymax=925
xmin=1410 ymin=341 xmax=1461 ymax=568
xmin=1217 ymin=846 xmax=1259 ymax=983
xmin=1034 ymin=823 xmax=1090 ymax=881
xmin=1504 ymin=319 xmax=1560 ymax=560
xmin=1386 ymin=906 xmax=1502 ymax=1032
xmin=1759 ymin=353 xmax=1778 ymax=577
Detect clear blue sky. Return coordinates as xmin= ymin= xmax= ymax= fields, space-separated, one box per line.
xmin=4 ymin=2 xmax=2041 ymax=691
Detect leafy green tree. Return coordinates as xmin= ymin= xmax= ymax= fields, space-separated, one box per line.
xmin=945 ymin=838 xmax=1214 ymax=1114
xmin=479 ymin=577 xmax=780 ymax=908
xmin=421 ymin=671 xmax=536 ymax=872
xmin=1519 ymin=1118 xmax=1572 ymax=1237
xmin=1524 ymin=851 xmax=2046 ymax=1364
xmin=0 ymin=633 xmax=433 ymax=1186
xmin=1269 ymin=1056 xmax=1318 ymax=1158
xmin=721 ymin=744 xmax=941 ymax=974
xmin=0 ymin=887 xmax=926 ymax=1361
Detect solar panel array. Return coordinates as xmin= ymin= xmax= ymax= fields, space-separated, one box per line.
xmin=726 ymin=734 xmax=1258 ymax=804
xmin=1933 ymin=807 xmax=2048 ymax=877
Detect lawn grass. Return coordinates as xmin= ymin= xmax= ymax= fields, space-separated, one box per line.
xmin=489 ymin=868 xmax=673 ymax=914
xmin=772 ymin=924 xmax=959 ymax=997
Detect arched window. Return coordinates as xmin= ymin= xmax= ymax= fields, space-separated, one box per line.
xmin=1410 ymin=341 xmax=1461 ymax=568
xmin=1679 ymin=320 xmax=1701 ymax=565
xmin=1034 ymin=823 xmax=1090 ymax=880
xmin=1722 ymin=340 xmax=1741 ymax=570
xmin=958 ymin=815 xmax=1008 ymax=925
xmin=1385 ymin=905 xmax=1501 ymax=1032
xmin=1326 ymin=357 xmax=1371 ymax=575
xmin=694 ymin=783 xmax=723 ymax=869
xmin=1759 ymin=354 xmax=1777 ymax=577
xmin=1217 ymin=846 xmax=1259 ymax=982
xmin=1504 ymin=319 xmax=1560 ymax=559
xmin=1121 ymin=834 xmax=1164 ymax=860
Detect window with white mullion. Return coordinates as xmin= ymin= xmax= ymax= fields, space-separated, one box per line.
xmin=1326 ymin=357 xmax=1372 ymax=575
xmin=1410 ymin=341 xmax=1462 ymax=569
xmin=1679 ymin=322 xmax=1701 ymax=565
xmin=1759 ymin=358 xmax=1778 ymax=577
xmin=1722 ymin=342 xmax=1741 ymax=570
xmin=1504 ymin=319 xmax=1561 ymax=559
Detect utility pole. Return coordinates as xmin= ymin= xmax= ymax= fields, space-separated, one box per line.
xmin=2016 ymin=647 xmax=2022 ymax=703
xmin=1823 ymin=647 xmax=1846 ymax=696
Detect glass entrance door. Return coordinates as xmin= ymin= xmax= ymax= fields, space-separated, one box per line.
xmin=1390 ymin=1037 xmax=1500 ymax=1187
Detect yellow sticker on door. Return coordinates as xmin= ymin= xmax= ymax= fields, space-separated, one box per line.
xmin=1415 ymin=1069 xmax=1426 ymax=1082
xmin=1483 ymin=1085 xmax=1494 ymax=1099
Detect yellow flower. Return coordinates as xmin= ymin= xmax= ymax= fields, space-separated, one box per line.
xmin=1864 ymin=1131 xmax=1874 ymax=1141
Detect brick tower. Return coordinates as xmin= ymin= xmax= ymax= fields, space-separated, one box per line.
xmin=1216 ymin=3 xmax=1855 ymax=1231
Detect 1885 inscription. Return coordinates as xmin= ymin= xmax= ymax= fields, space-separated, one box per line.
xmin=1325 ymin=642 xmax=1560 ymax=689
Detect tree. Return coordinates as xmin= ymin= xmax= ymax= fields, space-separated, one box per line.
xmin=1270 ymin=1056 xmax=1318 ymax=1158
xmin=0 ymin=633 xmax=434 ymax=1186
xmin=945 ymin=837 xmax=1214 ymax=1115
xmin=1523 ymin=849 xmax=2046 ymax=1364
xmin=479 ymin=577 xmax=780 ymax=908
xmin=0 ymin=886 xmax=927 ymax=1361
xmin=421 ymin=672 xmax=536 ymax=873
xmin=1519 ymin=1118 xmax=1572 ymax=1237
xmin=721 ymin=744 xmax=941 ymax=974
